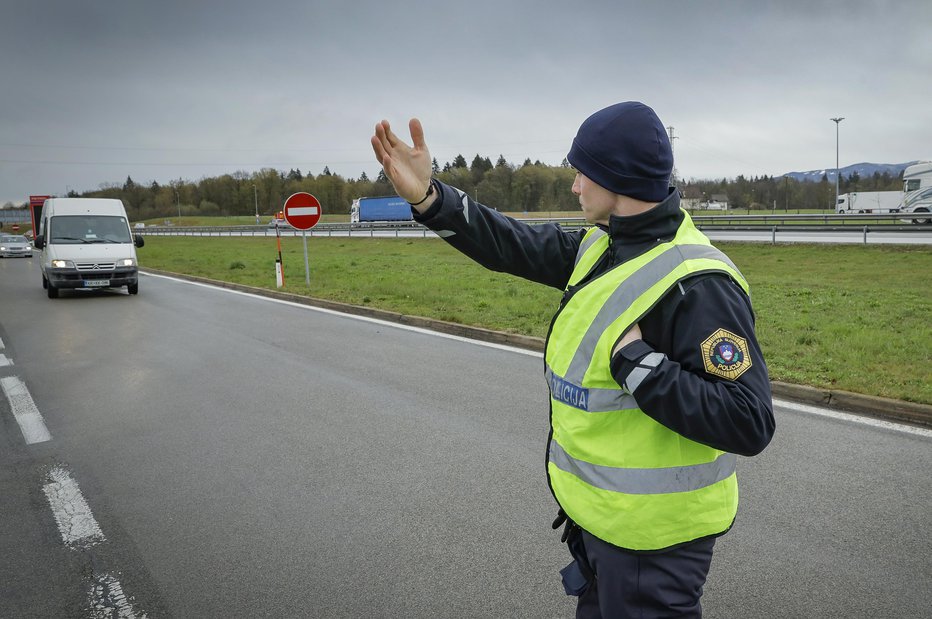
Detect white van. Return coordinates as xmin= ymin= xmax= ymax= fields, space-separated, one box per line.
xmin=33 ymin=198 xmax=145 ymax=298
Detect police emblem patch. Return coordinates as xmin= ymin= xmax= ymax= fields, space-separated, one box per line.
xmin=700 ymin=328 xmax=752 ymax=380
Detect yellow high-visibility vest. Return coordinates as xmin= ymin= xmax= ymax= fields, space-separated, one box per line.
xmin=545 ymin=212 xmax=750 ymax=551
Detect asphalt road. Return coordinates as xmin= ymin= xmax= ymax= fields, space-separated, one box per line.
xmin=1 ymin=255 xmax=930 ymax=618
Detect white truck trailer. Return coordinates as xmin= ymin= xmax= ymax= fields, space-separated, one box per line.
xmin=835 ymin=191 xmax=904 ymax=214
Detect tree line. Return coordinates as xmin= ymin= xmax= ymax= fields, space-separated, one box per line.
xmin=63 ymin=155 xmax=905 ymax=220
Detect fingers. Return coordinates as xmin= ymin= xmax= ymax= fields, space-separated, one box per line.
xmin=381 ymin=120 xmax=404 ymax=149
xmin=370 ymin=134 xmax=386 ymax=165
xmin=372 ymin=121 xmax=399 ymax=165
xmin=409 ymin=118 xmax=426 ymax=150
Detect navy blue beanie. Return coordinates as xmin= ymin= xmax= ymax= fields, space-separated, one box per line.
xmin=567 ymin=102 xmax=673 ymax=202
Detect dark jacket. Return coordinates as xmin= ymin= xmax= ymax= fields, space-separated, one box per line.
xmin=414 ymin=181 xmax=774 ymax=457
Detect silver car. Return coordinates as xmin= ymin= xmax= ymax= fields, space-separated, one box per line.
xmin=0 ymin=234 xmax=32 ymax=258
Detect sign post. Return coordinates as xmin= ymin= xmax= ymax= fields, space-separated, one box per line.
xmin=283 ymin=192 xmax=322 ymax=286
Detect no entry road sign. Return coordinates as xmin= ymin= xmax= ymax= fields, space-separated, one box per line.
xmin=283 ymin=193 xmax=322 ymax=230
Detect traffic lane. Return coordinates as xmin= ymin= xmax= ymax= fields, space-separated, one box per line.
xmin=0 ymin=259 xmax=171 ymax=617
xmin=704 ymin=401 xmax=932 ymax=618
xmin=5 ymin=262 xmax=930 ymax=617
xmin=21 ymin=273 xmax=575 ymax=618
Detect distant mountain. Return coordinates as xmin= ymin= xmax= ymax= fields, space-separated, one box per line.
xmin=784 ymin=161 xmax=919 ymax=183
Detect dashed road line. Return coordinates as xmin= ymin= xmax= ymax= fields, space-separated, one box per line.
xmin=42 ymin=466 xmax=106 ymax=547
xmin=1 ymin=375 xmax=51 ymax=444
xmin=89 ymin=573 xmax=147 ymax=619
xmin=42 ymin=466 xmax=148 ymax=617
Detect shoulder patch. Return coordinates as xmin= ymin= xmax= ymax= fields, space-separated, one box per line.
xmin=701 ymin=328 xmax=752 ymax=380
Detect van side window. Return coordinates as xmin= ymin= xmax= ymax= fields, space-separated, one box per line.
xmin=906 ymin=179 xmax=920 ymax=192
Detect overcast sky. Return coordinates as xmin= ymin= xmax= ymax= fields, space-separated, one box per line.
xmin=2 ymin=0 xmax=930 ymax=205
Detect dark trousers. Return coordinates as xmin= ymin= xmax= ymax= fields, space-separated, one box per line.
xmin=575 ymin=530 xmax=716 ymax=619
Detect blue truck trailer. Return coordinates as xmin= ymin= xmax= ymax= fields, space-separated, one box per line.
xmin=350 ymin=195 xmax=413 ymax=224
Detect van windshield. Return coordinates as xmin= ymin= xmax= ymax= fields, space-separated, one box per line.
xmin=48 ymin=215 xmax=132 ymax=244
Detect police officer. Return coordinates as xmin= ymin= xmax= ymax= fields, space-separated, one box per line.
xmin=371 ymin=102 xmax=775 ymax=618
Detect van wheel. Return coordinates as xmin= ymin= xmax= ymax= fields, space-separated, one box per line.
xmin=128 ymin=283 xmax=139 ymax=295
xmin=912 ymin=208 xmax=930 ymax=225
xmin=47 ymin=284 xmax=59 ymax=299
xmin=42 ymin=274 xmax=48 ymax=289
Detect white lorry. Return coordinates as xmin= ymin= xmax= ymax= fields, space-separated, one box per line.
xmin=835 ymin=191 xmax=904 ymax=214
xmin=33 ymin=198 xmax=145 ymax=298
xmin=899 ymin=161 xmax=932 ymax=224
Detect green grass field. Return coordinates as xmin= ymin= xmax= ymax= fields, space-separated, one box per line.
xmin=138 ymin=236 xmax=931 ymax=405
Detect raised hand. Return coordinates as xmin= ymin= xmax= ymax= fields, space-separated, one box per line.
xmin=370 ymin=119 xmax=433 ymax=206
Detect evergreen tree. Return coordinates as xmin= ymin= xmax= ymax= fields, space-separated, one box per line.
xmin=470 ymin=154 xmax=493 ymax=184
xmin=323 ymin=166 xmax=332 ymax=176
xmin=359 ymin=171 xmax=370 ymax=182
xmin=496 ymin=155 xmax=508 ymax=168
xmin=432 ymin=158 xmax=440 ymax=175
xmin=452 ymin=154 xmax=468 ymax=168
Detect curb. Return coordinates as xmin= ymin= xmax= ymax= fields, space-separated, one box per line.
xmin=142 ymin=268 xmax=932 ymax=428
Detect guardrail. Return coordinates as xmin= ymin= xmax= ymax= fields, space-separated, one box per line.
xmin=133 ymin=213 xmax=932 ymax=237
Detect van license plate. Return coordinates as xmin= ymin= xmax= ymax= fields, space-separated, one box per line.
xmin=84 ymin=279 xmax=109 ymax=287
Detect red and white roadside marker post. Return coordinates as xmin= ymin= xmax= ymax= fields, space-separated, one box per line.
xmin=283 ymin=192 xmax=322 ymax=286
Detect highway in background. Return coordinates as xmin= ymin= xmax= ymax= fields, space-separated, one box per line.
xmin=1 ymin=256 xmax=930 ymax=618
xmin=142 ymin=222 xmax=932 ymax=245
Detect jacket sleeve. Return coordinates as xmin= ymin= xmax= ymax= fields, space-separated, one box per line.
xmin=413 ymin=180 xmax=583 ymax=290
xmin=610 ymin=275 xmax=775 ymax=456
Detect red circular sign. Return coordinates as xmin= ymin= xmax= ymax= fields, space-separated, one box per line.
xmin=11 ymin=224 xmax=20 ymax=231
xmin=283 ymin=192 xmax=322 ymax=230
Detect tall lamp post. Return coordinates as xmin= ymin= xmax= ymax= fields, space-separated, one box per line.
xmin=831 ymin=117 xmax=844 ymax=210
xmin=253 ymin=184 xmax=259 ymax=224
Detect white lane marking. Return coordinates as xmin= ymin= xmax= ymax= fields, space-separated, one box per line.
xmin=89 ymin=573 xmax=147 ymax=619
xmin=142 ymin=273 xmax=930 ymax=433
xmin=0 ymin=353 xmax=12 ymax=367
xmin=42 ymin=466 xmax=106 ymax=547
xmin=775 ymin=398 xmax=932 ymax=439
xmin=1 ymin=376 xmax=51 ymax=443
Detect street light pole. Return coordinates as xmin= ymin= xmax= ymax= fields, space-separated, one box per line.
xmin=253 ymin=184 xmax=259 ymax=224
xmin=831 ymin=117 xmax=844 ymax=211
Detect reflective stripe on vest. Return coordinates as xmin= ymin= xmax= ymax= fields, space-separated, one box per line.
xmin=570 ymin=227 xmax=609 ymax=284
xmin=549 ymin=440 xmax=737 ymax=495
xmin=545 ymin=211 xmax=748 ymax=551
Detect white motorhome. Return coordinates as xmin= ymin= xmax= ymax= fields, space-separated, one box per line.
xmin=900 ymin=161 xmax=932 ymax=224
xmin=33 ymin=198 xmax=145 ymax=298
